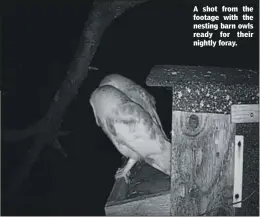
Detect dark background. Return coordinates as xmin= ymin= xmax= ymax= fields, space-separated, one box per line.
xmin=2 ymin=0 xmax=259 ymax=215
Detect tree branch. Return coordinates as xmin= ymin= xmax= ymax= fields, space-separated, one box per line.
xmin=4 ymin=122 xmax=41 ymax=142
xmin=52 ymin=138 xmax=68 ymax=158
xmin=5 ymin=0 xmax=149 ymax=202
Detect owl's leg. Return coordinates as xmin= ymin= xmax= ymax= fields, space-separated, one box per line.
xmin=115 ymin=158 xmax=137 ymax=184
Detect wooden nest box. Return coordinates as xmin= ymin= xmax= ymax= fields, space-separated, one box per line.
xmin=105 ymin=65 xmax=259 ymax=216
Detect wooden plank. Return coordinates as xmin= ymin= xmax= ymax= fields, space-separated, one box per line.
xmin=231 ymin=104 xmax=259 ymax=123
xmin=170 ymin=111 xmax=236 ymax=216
xmin=233 ymin=135 xmax=244 ymax=208
xmin=106 ymin=178 xmax=128 ymax=204
xmin=105 ymin=162 xmax=170 ymax=215
xmin=105 ymin=193 xmax=170 ymax=216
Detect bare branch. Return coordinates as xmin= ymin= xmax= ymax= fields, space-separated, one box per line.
xmin=52 ymin=139 xmax=67 ymax=158
xmin=88 ymin=66 xmax=99 ymax=71
xmin=57 ymin=130 xmax=72 ymax=137
xmin=5 ymin=0 xmax=150 ymax=201
xmin=4 ymin=122 xmax=41 ymax=142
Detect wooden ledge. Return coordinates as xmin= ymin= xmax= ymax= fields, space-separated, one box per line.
xmin=105 ymin=162 xmax=170 ymax=215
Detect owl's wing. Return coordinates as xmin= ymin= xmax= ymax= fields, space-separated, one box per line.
xmin=106 ymin=100 xmax=167 ymax=158
xmin=127 ymin=85 xmax=168 ymax=140
xmin=138 ymin=85 xmax=156 ymax=106
xmin=97 ymin=73 xmax=168 ymax=139
xmin=128 ymin=84 xmax=156 ymax=107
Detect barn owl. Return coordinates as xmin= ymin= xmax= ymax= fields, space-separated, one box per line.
xmin=90 ymin=83 xmax=171 ymax=184
xmin=99 ymin=74 xmax=168 ymax=140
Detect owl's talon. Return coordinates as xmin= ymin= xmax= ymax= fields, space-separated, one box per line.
xmin=115 ymin=168 xmax=131 ymax=184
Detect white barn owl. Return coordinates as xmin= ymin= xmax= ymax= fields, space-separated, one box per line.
xmin=99 ymin=74 xmax=168 ymax=140
xmin=90 ymin=76 xmax=171 ymax=183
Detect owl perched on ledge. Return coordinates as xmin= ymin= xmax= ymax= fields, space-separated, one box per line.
xmin=90 ymin=74 xmax=171 ymax=183
xmin=99 ymin=74 xmax=168 ymax=140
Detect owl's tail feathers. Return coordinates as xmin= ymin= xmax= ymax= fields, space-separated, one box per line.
xmin=145 ymin=141 xmax=172 ymax=176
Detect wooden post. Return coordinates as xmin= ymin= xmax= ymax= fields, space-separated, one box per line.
xmin=170 ymin=111 xmax=235 ymax=215
xmin=146 ymin=65 xmax=259 ymax=216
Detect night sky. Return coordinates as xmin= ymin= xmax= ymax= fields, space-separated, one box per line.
xmin=2 ymin=0 xmax=259 ymax=215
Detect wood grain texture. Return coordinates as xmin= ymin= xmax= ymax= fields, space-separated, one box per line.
xmin=106 ymin=193 xmax=170 ymax=216
xmin=170 ymin=111 xmax=236 ymax=216
xmin=106 ymin=178 xmax=128 ymax=203
xmin=105 ymin=162 xmax=170 ymax=215
xmin=231 ymin=104 xmax=259 ymax=123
